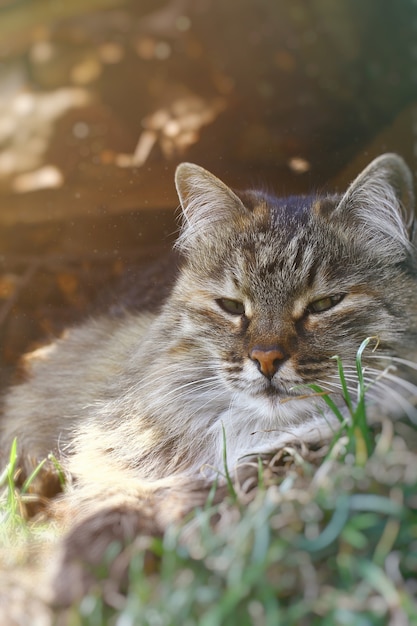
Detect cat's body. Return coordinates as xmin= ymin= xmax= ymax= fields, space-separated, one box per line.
xmin=1 ymin=153 xmax=417 ymax=603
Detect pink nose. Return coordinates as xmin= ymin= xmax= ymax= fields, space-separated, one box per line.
xmin=249 ymin=346 xmax=287 ymax=379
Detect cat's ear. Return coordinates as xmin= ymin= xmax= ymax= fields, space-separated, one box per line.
xmin=331 ymin=153 xmax=415 ymax=251
xmin=175 ymin=163 xmax=248 ymax=252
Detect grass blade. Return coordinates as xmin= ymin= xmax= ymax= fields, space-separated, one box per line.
xmin=221 ymin=423 xmax=237 ymax=502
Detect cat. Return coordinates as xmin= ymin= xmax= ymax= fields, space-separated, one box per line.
xmin=1 ymin=152 xmax=417 ymax=605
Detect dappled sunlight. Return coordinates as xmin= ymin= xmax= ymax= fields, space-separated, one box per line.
xmin=0 ymin=1 xmax=416 ymax=624
xmin=116 ymin=94 xmax=227 ymax=167
xmin=0 ymin=87 xmax=90 ymax=191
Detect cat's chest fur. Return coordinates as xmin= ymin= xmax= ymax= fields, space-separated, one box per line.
xmin=1 ymin=153 xmax=417 ymax=490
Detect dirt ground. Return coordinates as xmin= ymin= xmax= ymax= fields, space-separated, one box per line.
xmin=0 ymin=0 xmax=416 ymax=378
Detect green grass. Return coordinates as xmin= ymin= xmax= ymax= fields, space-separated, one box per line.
xmin=1 ymin=340 xmax=417 ymax=625
xmin=0 ymin=438 xmax=59 ymax=573
xmin=309 ymin=337 xmax=378 ymax=465
xmin=0 ymin=437 xmax=39 ymax=533
xmin=64 ymin=436 xmax=417 ymax=626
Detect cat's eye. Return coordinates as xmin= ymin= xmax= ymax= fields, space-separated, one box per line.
xmin=216 ymin=298 xmax=246 ymax=316
xmin=307 ymin=294 xmax=345 ymax=314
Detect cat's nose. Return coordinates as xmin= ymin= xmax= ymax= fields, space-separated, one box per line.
xmin=249 ymin=346 xmax=287 ymax=379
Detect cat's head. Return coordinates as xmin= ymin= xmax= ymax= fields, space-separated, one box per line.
xmin=173 ymin=154 xmax=417 ymax=413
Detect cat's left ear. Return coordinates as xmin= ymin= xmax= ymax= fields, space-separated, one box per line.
xmin=331 ymin=153 xmax=415 ymax=249
xmin=175 ymin=162 xmax=248 ymax=252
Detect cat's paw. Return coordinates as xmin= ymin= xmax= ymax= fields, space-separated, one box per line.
xmin=50 ymin=505 xmax=160 ymax=608
xmin=49 ymin=478 xmax=215 ymax=607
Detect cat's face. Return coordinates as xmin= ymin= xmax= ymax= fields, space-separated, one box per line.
xmin=173 ymin=155 xmax=417 ymax=410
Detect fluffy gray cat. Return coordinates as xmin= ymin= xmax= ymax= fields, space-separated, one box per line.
xmin=1 ymin=153 xmax=416 ymax=603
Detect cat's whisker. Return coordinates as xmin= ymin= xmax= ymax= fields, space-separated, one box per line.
xmin=315 ymin=375 xmax=386 ymax=408
xmin=365 ymin=381 xmax=417 ymax=424
xmin=315 ymin=377 xmax=350 ymax=390
xmin=226 ymin=391 xmax=240 ymax=423
xmin=145 ymin=382 xmax=222 ymax=408
xmin=184 ymin=388 xmax=231 ymax=423
xmin=367 ymin=354 xmax=417 ymax=372
xmin=130 ymin=367 xmax=220 ymax=397
xmin=367 ymin=371 xmax=417 ymax=398
xmin=344 ymin=362 xmax=417 ymax=417
xmin=316 ymin=365 xmax=417 ymax=423
xmin=279 ymin=390 xmax=332 ymax=404
xmin=149 ymin=376 xmax=220 ymax=397
xmin=360 ymin=364 xmax=397 ymax=376
xmin=316 ymin=376 xmax=359 ymax=395
xmin=121 ymin=370 xmax=223 ymax=407
xmin=336 ymin=373 xmax=374 ymax=387
xmin=285 ymin=378 xmax=361 ymax=405
xmin=331 ymin=368 xmax=385 ymax=385
xmin=340 ymin=362 xmax=417 ymax=400
xmin=130 ymin=365 xmax=218 ymax=392
xmin=334 ymin=372 xmax=400 ymax=406
xmin=140 ymin=376 xmax=218 ymax=397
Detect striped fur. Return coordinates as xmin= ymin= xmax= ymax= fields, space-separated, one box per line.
xmin=1 ymin=153 xmax=417 ymax=603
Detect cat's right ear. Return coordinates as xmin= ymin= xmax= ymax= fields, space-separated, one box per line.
xmin=329 ymin=153 xmax=415 ymax=253
xmin=175 ymin=163 xmax=247 ymax=252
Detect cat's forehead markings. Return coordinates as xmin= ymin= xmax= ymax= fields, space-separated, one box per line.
xmin=311 ymin=195 xmax=340 ymax=217
xmin=292 ymin=295 xmax=308 ymax=319
xmin=252 ymin=199 xmax=269 ymax=217
xmin=269 ymin=195 xmax=312 ymax=225
xmin=311 ymin=199 xmax=323 ymax=215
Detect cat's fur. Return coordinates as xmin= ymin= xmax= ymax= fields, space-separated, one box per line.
xmin=1 ymin=153 xmax=417 ymax=604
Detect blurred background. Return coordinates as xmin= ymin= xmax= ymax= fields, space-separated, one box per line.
xmin=0 ymin=0 xmax=416 ymax=375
